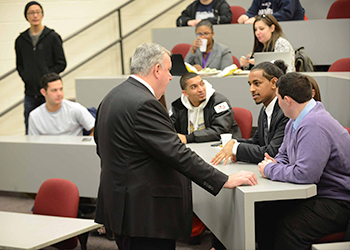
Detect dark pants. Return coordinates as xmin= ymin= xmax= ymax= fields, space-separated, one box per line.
xmin=24 ymin=95 xmax=45 ymax=134
xmin=115 ymin=234 xmax=175 ymax=250
xmin=256 ymin=198 xmax=350 ymax=250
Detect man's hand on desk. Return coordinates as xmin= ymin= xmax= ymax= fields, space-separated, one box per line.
xmin=223 ymin=171 xmax=258 ymax=188
xmin=211 ymin=139 xmax=236 ymax=166
xmin=258 ymin=153 xmax=276 ymax=178
xmin=177 ymin=133 xmax=187 ymax=144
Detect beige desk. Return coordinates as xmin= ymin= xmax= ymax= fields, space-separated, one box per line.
xmin=153 ymin=19 xmax=350 ymax=66
xmin=312 ymin=241 xmax=350 ymax=250
xmin=0 ymin=211 xmax=101 ymax=250
xmin=0 ymin=135 xmax=100 ymax=198
xmin=76 ymin=72 xmax=350 ymax=127
xmin=187 ymin=142 xmax=317 ymax=250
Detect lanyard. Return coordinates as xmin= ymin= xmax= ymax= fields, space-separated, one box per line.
xmin=202 ymin=52 xmax=211 ymax=68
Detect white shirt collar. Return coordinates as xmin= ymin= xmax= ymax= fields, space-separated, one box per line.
xmin=130 ymin=75 xmax=155 ymax=97
xmin=265 ymin=96 xmax=277 ymax=130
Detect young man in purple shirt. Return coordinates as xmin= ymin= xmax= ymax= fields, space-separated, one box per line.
xmin=257 ymin=72 xmax=350 ymax=250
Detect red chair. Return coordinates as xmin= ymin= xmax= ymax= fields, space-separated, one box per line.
xmin=232 ymin=55 xmax=241 ymax=68
xmin=230 ymin=6 xmax=246 ymax=24
xmin=327 ymin=0 xmax=350 ymax=19
xmin=33 ymin=178 xmax=86 ymax=250
xmin=328 ymin=58 xmax=350 ymax=72
xmin=345 ymin=127 xmax=350 ymax=134
xmin=171 ymin=43 xmax=192 ymax=60
xmin=232 ymin=107 xmax=253 ymax=139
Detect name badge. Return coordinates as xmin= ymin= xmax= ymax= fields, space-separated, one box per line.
xmin=214 ymin=102 xmax=229 ymax=113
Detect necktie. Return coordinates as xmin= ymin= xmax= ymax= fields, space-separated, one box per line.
xmin=263 ymin=110 xmax=269 ymax=145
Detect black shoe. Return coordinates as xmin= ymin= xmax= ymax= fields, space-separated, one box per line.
xmin=106 ymin=228 xmax=116 ymax=241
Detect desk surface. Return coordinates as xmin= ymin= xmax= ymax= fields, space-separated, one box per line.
xmin=312 ymin=241 xmax=350 ymax=250
xmin=0 ymin=135 xmax=100 ymax=197
xmin=0 ymin=211 xmax=101 ymax=250
xmin=187 ymin=142 xmax=317 ymax=250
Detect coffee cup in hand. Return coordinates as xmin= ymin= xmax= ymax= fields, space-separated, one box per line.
xmin=220 ymin=133 xmax=232 ymax=147
xmin=199 ymin=38 xmax=207 ymax=52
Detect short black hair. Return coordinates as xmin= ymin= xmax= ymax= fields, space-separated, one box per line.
xmin=41 ymin=72 xmax=62 ymax=90
xmin=276 ymin=72 xmax=312 ymax=103
xmin=180 ymin=72 xmax=199 ymax=90
xmin=251 ymin=60 xmax=286 ymax=81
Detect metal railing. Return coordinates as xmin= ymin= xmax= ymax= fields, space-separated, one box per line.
xmin=0 ymin=0 xmax=185 ymax=118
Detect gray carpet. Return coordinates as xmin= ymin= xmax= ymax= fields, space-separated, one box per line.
xmin=0 ymin=191 xmax=211 ymax=250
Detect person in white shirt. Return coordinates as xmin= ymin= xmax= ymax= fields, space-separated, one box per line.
xmin=28 ymin=72 xmax=95 ymax=136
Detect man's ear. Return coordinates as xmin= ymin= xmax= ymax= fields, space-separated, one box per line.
xmin=182 ymin=90 xmax=189 ymax=98
xmin=154 ymin=63 xmax=161 ymax=79
xmin=40 ymin=88 xmax=46 ymax=97
xmin=284 ymin=95 xmax=292 ymax=106
xmin=271 ymin=77 xmax=278 ymax=90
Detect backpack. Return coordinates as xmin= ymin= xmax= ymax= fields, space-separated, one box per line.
xmin=295 ymin=47 xmax=314 ymax=72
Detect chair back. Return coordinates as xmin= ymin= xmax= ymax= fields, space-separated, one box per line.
xmin=232 ymin=55 xmax=241 ymax=68
xmin=33 ymin=178 xmax=80 ymax=249
xmin=171 ymin=43 xmax=192 ymax=60
xmin=230 ymin=6 xmax=246 ymax=24
xmin=232 ymin=107 xmax=252 ymax=139
xmin=328 ymin=58 xmax=350 ymax=72
xmin=327 ymin=0 xmax=350 ymax=19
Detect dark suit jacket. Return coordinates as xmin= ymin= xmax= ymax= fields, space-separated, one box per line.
xmin=236 ymin=101 xmax=288 ymax=164
xmin=94 ymin=77 xmax=228 ymax=239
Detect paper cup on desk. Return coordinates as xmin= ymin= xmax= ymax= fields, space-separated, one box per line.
xmin=199 ymin=38 xmax=207 ymax=52
xmin=220 ymin=133 xmax=232 ymax=147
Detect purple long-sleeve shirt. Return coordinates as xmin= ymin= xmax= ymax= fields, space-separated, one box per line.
xmin=264 ymin=102 xmax=350 ymax=202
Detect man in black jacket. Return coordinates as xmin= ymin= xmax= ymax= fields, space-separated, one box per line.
xmin=170 ymin=72 xmax=241 ymax=144
xmin=94 ymin=43 xmax=257 ymax=250
xmin=15 ymin=1 xmax=66 ymax=134
xmin=176 ymin=0 xmax=232 ymax=27
xmin=212 ymin=61 xmax=289 ymax=165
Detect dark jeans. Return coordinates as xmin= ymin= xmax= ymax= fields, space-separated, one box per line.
xmin=256 ymin=198 xmax=350 ymax=250
xmin=115 ymin=234 xmax=175 ymax=250
xmin=24 ymin=95 xmax=45 ymax=134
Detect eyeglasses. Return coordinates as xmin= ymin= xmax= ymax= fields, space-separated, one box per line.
xmin=27 ymin=10 xmax=42 ymax=16
xmin=196 ymin=32 xmax=212 ymax=37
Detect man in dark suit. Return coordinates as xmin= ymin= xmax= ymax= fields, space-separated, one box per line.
xmin=93 ymin=43 xmax=257 ymax=250
xmin=212 ymin=61 xmax=289 ymax=165
xmin=210 ymin=61 xmax=289 ymax=250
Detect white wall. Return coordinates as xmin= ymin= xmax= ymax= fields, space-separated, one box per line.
xmin=0 ymin=0 xmax=193 ymax=135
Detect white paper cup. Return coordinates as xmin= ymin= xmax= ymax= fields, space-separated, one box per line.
xmin=220 ymin=133 xmax=232 ymax=147
xmin=199 ymin=38 xmax=207 ymax=52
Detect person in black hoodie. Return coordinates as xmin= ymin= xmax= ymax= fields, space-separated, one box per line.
xmin=176 ymin=0 xmax=232 ymax=27
xmin=15 ymin=1 xmax=66 ymax=134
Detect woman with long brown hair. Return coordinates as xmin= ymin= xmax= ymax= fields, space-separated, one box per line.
xmin=240 ymin=14 xmax=295 ymax=72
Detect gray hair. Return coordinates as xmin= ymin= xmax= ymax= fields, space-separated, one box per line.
xmin=130 ymin=43 xmax=171 ymax=76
